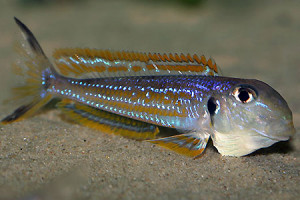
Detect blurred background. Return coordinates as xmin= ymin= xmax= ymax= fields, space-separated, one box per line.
xmin=0 ymin=0 xmax=299 ymax=199
xmin=1 ymin=0 xmax=299 ymax=108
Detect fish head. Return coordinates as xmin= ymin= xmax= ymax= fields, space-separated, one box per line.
xmin=208 ymin=79 xmax=295 ymax=156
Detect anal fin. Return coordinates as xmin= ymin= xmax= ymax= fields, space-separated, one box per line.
xmin=147 ymin=132 xmax=210 ymax=158
xmin=57 ymin=99 xmax=159 ymax=140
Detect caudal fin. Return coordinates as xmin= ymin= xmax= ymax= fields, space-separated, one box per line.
xmin=1 ymin=18 xmax=54 ymax=124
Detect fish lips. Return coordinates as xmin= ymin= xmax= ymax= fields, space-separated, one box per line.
xmin=253 ymin=121 xmax=296 ymax=141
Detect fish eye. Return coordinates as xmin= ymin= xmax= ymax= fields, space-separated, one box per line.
xmin=232 ymin=86 xmax=257 ymax=104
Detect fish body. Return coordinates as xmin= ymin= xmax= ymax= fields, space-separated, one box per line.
xmin=50 ymin=75 xmax=235 ymax=130
xmin=1 ymin=18 xmax=296 ymax=158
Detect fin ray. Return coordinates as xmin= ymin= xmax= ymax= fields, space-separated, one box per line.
xmin=57 ymin=99 xmax=159 ymax=140
xmin=53 ymin=48 xmax=220 ymax=78
xmin=147 ymin=132 xmax=210 ymax=158
xmin=1 ymin=18 xmax=54 ymax=124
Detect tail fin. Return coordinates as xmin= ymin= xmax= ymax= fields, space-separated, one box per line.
xmin=1 ymin=18 xmax=54 ymax=124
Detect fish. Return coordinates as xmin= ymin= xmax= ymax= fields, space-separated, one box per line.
xmin=1 ymin=17 xmax=296 ymax=158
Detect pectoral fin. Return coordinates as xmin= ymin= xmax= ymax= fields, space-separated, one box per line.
xmin=57 ymin=99 xmax=159 ymax=140
xmin=147 ymin=132 xmax=210 ymax=158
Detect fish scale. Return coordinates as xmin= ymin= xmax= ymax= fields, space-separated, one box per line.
xmin=48 ymin=74 xmax=236 ymax=130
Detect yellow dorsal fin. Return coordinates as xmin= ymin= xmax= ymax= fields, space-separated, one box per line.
xmin=53 ymin=48 xmax=220 ymax=79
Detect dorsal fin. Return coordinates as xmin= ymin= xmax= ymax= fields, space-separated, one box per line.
xmin=53 ymin=48 xmax=220 ymax=79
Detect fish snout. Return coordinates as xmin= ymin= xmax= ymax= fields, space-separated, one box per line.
xmin=265 ymin=115 xmax=296 ymax=141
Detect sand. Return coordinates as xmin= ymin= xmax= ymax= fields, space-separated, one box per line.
xmin=0 ymin=0 xmax=299 ymax=199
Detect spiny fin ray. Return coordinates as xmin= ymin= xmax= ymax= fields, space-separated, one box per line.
xmin=53 ymin=48 xmax=220 ymax=79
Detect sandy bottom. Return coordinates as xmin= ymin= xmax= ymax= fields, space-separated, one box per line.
xmin=0 ymin=0 xmax=299 ymax=199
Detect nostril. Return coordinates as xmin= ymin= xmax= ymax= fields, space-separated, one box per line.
xmin=207 ymin=97 xmax=217 ymax=116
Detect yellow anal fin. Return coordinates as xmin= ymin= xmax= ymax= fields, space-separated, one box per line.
xmin=147 ymin=132 xmax=210 ymax=158
xmin=57 ymin=99 xmax=159 ymax=140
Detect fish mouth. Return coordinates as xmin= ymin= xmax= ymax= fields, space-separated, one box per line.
xmin=253 ymin=122 xmax=296 ymax=141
